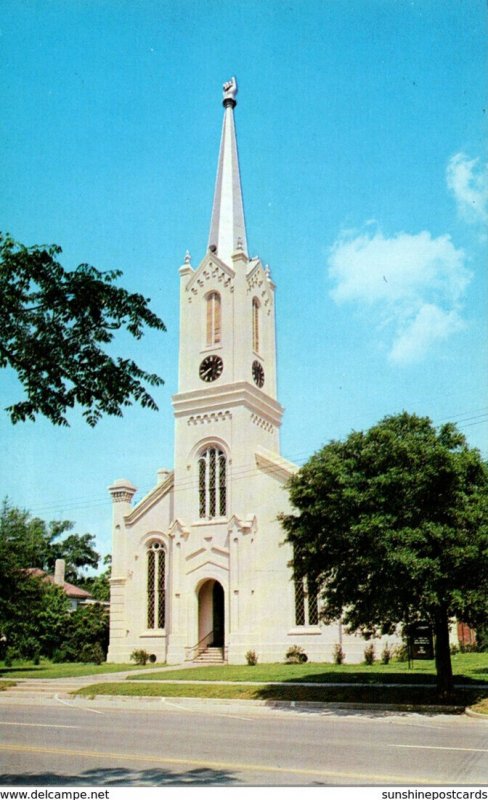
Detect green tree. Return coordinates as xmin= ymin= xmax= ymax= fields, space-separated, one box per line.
xmin=61 ymin=603 xmax=110 ymax=662
xmin=280 ymin=412 xmax=488 ymax=698
xmin=0 ymin=499 xmax=100 ymax=581
xmin=0 ymin=233 xmax=166 ymax=426
xmin=79 ymin=555 xmax=111 ymax=602
xmin=0 ymin=501 xmax=105 ymax=658
xmin=36 ymin=584 xmax=71 ymax=658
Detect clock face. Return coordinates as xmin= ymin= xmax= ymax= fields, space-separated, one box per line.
xmin=252 ymin=360 xmax=265 ymax=388
xmin=199 ymin=354 xmax=224 ymax=382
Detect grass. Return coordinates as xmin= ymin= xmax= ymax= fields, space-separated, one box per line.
xmin=0 ymin=680 xmax=16 ymax=691
xmin=0 ymin=659 xmax=157 ymax=680
xmin=72 ymin=653 xmax=488 ymax=709
xmin=470 ymin=698 xmax=488 ymax=715
xmin=74 ymin=680 xmax=485 ymax=708
xmin=129 ymin=652 xmax=488 ymax=685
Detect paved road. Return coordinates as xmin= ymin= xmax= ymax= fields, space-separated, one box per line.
xmin=0 ymin=697 xmax=486 ymax=786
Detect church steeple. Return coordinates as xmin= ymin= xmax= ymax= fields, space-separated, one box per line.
xmin=207 ymin=77 xmax=248 ymax=266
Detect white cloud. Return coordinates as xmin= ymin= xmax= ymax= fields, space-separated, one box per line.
xmin=328 ymin=227 xmax=471 ymax=365
xmin=446 ymin=152 xmax=488 ymax=227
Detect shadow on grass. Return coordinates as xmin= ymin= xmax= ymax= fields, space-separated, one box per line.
xmin=253 ymin=682 xmax=487 ymax=708
xmin=0 ymin=666 xmax=50 ymax=676
xmin=0 ymin=765 xmax=239 ymax=786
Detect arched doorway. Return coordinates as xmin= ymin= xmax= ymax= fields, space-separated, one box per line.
xmin=198 ymin=579 xmax=225 ymax=648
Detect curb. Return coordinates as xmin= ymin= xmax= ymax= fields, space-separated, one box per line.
xmin=465 ymin=707 xmax=488 ymax=720
xmin=67 ymin=693 xmax=466 ymax=715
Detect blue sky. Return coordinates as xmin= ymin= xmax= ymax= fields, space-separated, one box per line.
xmin=1 ymin=0 xmax=487 ymax=565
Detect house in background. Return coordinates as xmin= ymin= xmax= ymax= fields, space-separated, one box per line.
xmin=27 ymin=558 xmax=92 ymax=611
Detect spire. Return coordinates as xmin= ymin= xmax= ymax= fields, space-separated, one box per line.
xmin=207 ymin=77 xmax=248 ymax=265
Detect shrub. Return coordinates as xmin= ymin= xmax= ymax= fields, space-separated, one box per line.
xmin=381 ymin=644 xmax=392 ymax=665
xmin=459 ymin=642 xmax=478 ymax=654
xmin=245 ymin=649 xmax=258 ymax=666
xmin=149 ymin=653 xmax=157 ymax=663
xmin=80 ymin=642 xmax=105 ymax=664
xmin=364 ymin=643 xmax=376 ymax=665
xmin=130 ymin=649 xmax=150 ymax=666
xmin=392 ymin=644 xmax=409 ymax=662
xmin=333 ymin=643 xmax=345 ymax=664
xmin=285 ymin=645 xmax=308 ymax=664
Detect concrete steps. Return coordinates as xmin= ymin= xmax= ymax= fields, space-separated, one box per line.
xmin=193 ymin=646 xmax=225 ymax=664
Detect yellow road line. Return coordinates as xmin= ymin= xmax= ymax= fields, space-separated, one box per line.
xmin=0 ymin=722 xmax=79 ymax=729
xmin=0 ymin=743 xmax=440 ymax=784
xmin=392 ymin=744 xmax=488 ymax=754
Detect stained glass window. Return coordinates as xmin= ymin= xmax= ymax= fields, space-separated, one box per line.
xmin=147 ymin=542 xmax=166 ymax=629
xmin=198 ymin=447 xmax=227 ymax=519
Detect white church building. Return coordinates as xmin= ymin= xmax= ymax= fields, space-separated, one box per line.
xmin=107 ymin=78 xmax=391 ymax=665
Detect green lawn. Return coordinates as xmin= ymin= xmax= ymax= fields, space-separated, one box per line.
xmin=0 ymin=660 xmax=156 ymax=680
xmin=74 ymin=680 xmax=484 ymax=708
xmin=129 ymin=652 xmax=488 ymax=685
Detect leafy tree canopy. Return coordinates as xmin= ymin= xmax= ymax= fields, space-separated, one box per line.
xmin=0 ymin=499 xmax=99 ymax=582
xmin=0 ymin=233 xmax=166 ymax=426
xmin=280 ymin=412 xmax=488 ymax=696
xmin=0 ymin=501 xmax=108 ymax=660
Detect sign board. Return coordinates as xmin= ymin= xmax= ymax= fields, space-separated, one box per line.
xmin=408 ymin=623 xmax=434 ymax=660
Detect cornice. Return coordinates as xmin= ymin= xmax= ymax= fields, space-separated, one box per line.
xmin=184 ymin=253 xmax=235 ymax=299
xmin=255 ymin=446 xmax=298 ymax=483
xmin=172 ymin=382 xmax=284 ymax=427
xmin=124 ymin=473 xmax=174 ymax=527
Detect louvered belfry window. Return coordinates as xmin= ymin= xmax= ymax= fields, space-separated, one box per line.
xmin=147 ymin=542 xmax=166 ymax=629
xmin=206 ymin=291 xmax=221 ymax=346
xmin=198 ymin=447 xmax=227 ymax=519
xmin=252 ymin=297 xmax=260 ymax=353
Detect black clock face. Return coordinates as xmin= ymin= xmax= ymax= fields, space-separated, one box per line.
xmin=199 ymin=354 xmax=224 ymax=382
xmin=252 ymin=360 xmax=265 ymax=388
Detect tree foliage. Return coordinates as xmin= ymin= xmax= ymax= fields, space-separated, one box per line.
xmin=280 ymin=412 xmax=488 ymax=696
xmin=0 ymin=500 xmax=108 ymax=659
xmin=0 ymin=499 xmax=99 ymax=581
xmin=0 ymin=233 xmax=166 ymax=426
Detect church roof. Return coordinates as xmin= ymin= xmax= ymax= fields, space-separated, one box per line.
xmin=207 ymin=77 xmax=248 ymax=266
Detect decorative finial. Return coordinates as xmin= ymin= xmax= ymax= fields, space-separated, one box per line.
xmin=184 ymin=249 xmax=191 ymax=264
xmin=222 ymin=77 xmax=238 ymax=108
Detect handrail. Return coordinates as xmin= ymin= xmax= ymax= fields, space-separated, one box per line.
xmin=185 ymin=629 xmax=214 ymax=661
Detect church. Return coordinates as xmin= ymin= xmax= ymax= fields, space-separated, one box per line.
xmin=107 ymin=78 xmax=389 ymax=665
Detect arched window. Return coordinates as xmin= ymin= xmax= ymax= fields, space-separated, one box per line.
xmin=294 ymin=575 xmax=319 ymax=626
xmin=198 ymin=446 xmax=227 ymax=518
xmin=252 ymin=297 xmax=260 ymax=353
xmin=147 ymin=541 xmax=166 ymax=629
xmin=206 ymin=291 xmax=221 ymax=346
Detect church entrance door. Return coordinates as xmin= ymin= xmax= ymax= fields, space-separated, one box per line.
xmin=198 ymin=579 xmax=225 ymax=648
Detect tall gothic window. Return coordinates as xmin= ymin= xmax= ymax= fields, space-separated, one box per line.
xmin=252 ymin=297 xmax=260 ymax=353
xmin=198 ymin=446 xmax=227 ymax=518
xmin=206 ymin=291 xmax=221 ymax=346
xmin=147 ymin=542 xmax=166 ymax=629
xmin=294 ymin=575 xmax=319 ymax=627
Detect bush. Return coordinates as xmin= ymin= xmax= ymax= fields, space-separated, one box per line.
xmin=79 ymin=642 xmax=105 ymax=664
xmin=149 ymin=653 xmax=157 ymax=663
xmin=381 ymin=644 xmax=392 ymax=665
xmin=392 ymin=644 xmax=409 ymax=662
xmin=364 ymin=643 xmax=376 ymax=665
xmin=285 ymin=645 xmax=308 ymax=664
xmin=131 ymin=649 xmax=150 ymax=666
xmin=332 ymin=643 xmax=345 ymax=664
xmin=245 ymin=649 xmax=258 ymax=666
